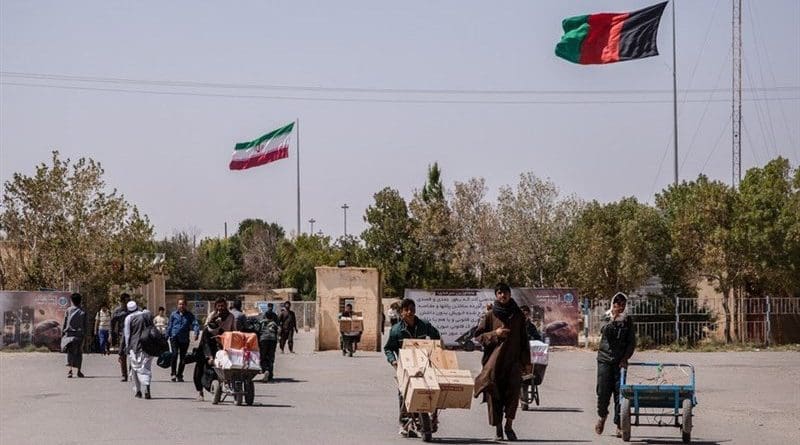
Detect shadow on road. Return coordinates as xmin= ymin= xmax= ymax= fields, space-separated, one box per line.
xmin=151 ymin=396 xmax=196 ymax=401
xmin=265 ymin=377 xmax=307 ymax=383
xmin=633 ymin=437 xmax=731 ymax=445
xmin=513 ymin=440 xmax=592 ymax=444
xmin=524 ymin=407 xmax=583 ymax=413
xmin=434 ymin=438 xmax=591 ymax=444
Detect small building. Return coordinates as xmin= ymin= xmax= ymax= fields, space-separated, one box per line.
xmin=315 ymin=266 xmax=382 ymax=352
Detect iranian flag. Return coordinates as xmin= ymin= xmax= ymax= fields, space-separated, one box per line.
xmin=229 ymin=122 xmax=294 ymax=170
xmin=555 ymin=2 xmax=667 ymax=65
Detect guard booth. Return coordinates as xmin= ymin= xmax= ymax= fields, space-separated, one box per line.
xmin=315 ymin=266 xmax=382 ymax=352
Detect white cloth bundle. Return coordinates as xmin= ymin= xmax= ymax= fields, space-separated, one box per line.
xmin=214 ymin=348 xmax=261 ymax=369
xmin=529 ymin=340 xmax=549 ymax=366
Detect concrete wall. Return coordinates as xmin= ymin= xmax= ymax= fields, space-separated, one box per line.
xmin=315 ymin=267 xmax=382 ymax=352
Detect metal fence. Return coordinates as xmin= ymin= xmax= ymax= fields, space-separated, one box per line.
xmin=588 ymin=296 xmax=800 ymax=346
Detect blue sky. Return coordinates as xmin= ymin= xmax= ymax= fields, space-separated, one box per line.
xmin=1 ymin=0 xmax=798 ymax=239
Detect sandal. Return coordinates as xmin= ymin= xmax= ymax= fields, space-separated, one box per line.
xmin=67 ymin=370 xmax=73 ymax=378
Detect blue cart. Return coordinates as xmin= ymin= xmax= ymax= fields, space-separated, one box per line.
xmin=619 ymin=362 xmax=696 ymax=443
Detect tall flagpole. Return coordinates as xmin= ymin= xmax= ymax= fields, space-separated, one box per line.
xmin=296 ymin=118 xmax=301 ymax=237
xmin=672 ymin=0 xmax=679 ymax=186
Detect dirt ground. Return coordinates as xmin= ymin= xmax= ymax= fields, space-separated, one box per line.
xmin=1 ymin=331 xmax=798 ymax=445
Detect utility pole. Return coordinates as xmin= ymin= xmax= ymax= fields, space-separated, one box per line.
xmin=308 ymin=218 xmax=316 ymax=234
xmin=732 ymin=0 xmax=743 ymax=188
xmin=341 ymin=204 xmax=349 ymax=237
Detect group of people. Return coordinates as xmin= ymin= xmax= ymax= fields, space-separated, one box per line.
xmin=62 ymin=285 xmax=636 ymax=440
xmin=61 ymin=293 xmax=301 ymax=401
xmin=384 ymin=283 xmax=636 ymax=442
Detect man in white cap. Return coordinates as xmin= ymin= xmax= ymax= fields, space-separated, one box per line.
xmin=595 ymin=292 xmax=636 ymax=438
xmin=124 ymin=301 xmax=155 ymax=399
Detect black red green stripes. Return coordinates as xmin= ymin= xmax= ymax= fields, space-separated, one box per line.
xmin=555 ymin=2 xmax=667 ymax=65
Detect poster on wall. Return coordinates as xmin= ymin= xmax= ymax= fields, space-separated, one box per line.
xmin=512 ymin=288 xmax=581 ymax=346
xmin=1 ymin=291 xmax=72 ymax=351
xmin=404 ymin=287 xmax=581 ymax=348
xmin=404 ymin=289 xmax=495 ymax=348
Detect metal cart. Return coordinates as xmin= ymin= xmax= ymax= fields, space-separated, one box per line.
xmin=210 ymin=367 xmax=259 ymax=406
xmin=619 ymin=362 xmax=696 ymax=443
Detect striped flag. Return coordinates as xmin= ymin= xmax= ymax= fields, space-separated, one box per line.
xmin=229 ymin=122 xmax=294 ymax=170
xmin=555 ymin=2 xmax=667 ymax=65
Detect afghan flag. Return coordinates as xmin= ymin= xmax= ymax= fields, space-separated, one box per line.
xmin=555 ymin=2 xmax=668 ymax=65
xmin=229 ymin=122 xmax=294 ymax=170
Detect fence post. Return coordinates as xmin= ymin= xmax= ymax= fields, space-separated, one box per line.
xmin=675 ymin=295 xmax=680 ymax=344
xmin=765 ymin=295 xmax=771 ymax=347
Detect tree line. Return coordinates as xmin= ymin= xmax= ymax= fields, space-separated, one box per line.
xmin=2 ymin=153 xmax=799 ymax=342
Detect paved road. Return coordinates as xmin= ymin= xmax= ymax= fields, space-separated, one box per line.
xmin=1 ymin=331 xmax=798 ymax=445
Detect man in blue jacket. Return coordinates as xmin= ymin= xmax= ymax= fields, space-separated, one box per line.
xmin=166 ymin=298 xmax=199 ymax=382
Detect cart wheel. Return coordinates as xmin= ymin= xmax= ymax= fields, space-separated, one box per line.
xmin=420 ymin=413 xmax=433 ymax=442
xmin=211 ymin=380 xmax=222 ymax=405
xmin=245 ymin=380 xmax=255 ymax=406
xmin=620 ymin=398 xmax=632 ymax=442
xmin=681 ymin=398 xmax=692 ymax=443
xmin=533 ymin=385 xmax=540 ymax=406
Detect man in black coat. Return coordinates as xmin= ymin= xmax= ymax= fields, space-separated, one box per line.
xmin=595 ymin=292 xmax=636 ymax=438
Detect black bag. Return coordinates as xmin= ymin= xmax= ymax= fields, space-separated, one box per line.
xmin=140 ymin=326 xmax=168 ymax=356
xmin=156 ymin=350 xmax=174 ymax=368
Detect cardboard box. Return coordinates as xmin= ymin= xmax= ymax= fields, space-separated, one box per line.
xmin=401 ymin=338 xmax=443 ymax=350
xmin=403 ymin=368 xmax=440 ymax=413
xmin=434 ymin=369 xmax=474 ymax=409
xmin=218 ymin=331 xmax=259 ymax=351
xmin=397 ymin=349 xmax=429 ymax=388
xmin=429 ymin=349 xmax=459 ymax=370
xmin=339 ymin=317 xmax=364 ymax=333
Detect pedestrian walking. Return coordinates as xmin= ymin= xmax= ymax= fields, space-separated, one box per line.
xmin=230 ymin=299 xmax=247 ymax=331
xmin=62 ymin=293 xmax=88 ymax=378
xmin=257 ymin=311 xmax=279 ymax=382
xmin=166 ymin=299 xmax=199 ymax=382
xmin=278 ymin=301 xmax=298 ymax=353
xmin=124 ymin=301 xmax=154 ymax=399
xmin=383 ymin=298 xmax=441 ymax=437
xmin=94 ymin=304 xmax=111 ymax=355
xmin=153 ymin=307 xmax=168 ymax=334
xmin=473 ymin=283 xmax=531 ymax=441
xmin=111 ymin=293 xmax=134 ymax=382
xmin=595 ymin=292 xmax=636 ymax=438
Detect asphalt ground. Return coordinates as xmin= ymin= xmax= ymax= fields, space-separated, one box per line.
xmin=1 ymin=331 xmax=798 ymax=445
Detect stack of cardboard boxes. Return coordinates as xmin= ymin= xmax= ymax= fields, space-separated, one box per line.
xmin=339 ymin=312 xmax=364 ymax=333
xmin=396 ymin=339 xmax=474 ymax=413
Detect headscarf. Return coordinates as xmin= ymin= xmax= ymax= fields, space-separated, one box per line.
xmin=492 ymin=297 xmax=522 ymax=325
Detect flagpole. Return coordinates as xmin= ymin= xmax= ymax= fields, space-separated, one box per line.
xmin=296 ymin=118 xmax=301 ymax=237
xmin=672 ymin=0 xmax=679 ymax=186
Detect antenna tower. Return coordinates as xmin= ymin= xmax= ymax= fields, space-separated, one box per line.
xmin=732 ymin=0 xmax=743 ymax=187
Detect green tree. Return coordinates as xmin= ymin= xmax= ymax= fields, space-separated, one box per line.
xmin=734 ymin=158 xmax=800 ymax=298
xmin=566 ymin=197 xmax=663 ymax=300
xmin=495 ymin=173 xmax=583 ymax=287
xmin=656 ymin=176 xmax=741 ymax=342
xmin=279 ymin=233 xmax=339 ymax=299
xmin=409 ymin=163 xmax=456 ymax=288
xmin=361 ymin=187 xmax=416 ymax=297
xmin=157 ymin=230 xmax=202 ymax=289
xmin=238 ymin=219 xmax=285 ymax=289
xmin=198 ymin=237 xmax=242 ymax=289
xmin=0 ymin=152 xmax=154 ymax=306
xmin=449 ymin=178 xmax=499 ymax=287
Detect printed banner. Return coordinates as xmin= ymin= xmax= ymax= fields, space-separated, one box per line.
xmin=404 ymin=288 xmax=581 ymax=348
xmin=1 ymin=291 xmax=72 ymax=351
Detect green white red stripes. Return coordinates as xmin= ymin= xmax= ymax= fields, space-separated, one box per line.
xmin=229 ymin=122 xmax=294 ymax=170
xmin=555 ymin=2 xmax=667 ymax=65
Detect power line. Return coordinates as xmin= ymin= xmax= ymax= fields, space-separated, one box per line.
xmin=2 ymin=81 xmax=798 ymax=105
xmin=1 ymin=71 xmax=798 ymax=96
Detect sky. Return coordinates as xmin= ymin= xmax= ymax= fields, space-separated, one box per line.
xmin=1 ymin=0 xmax=798 ymax=241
